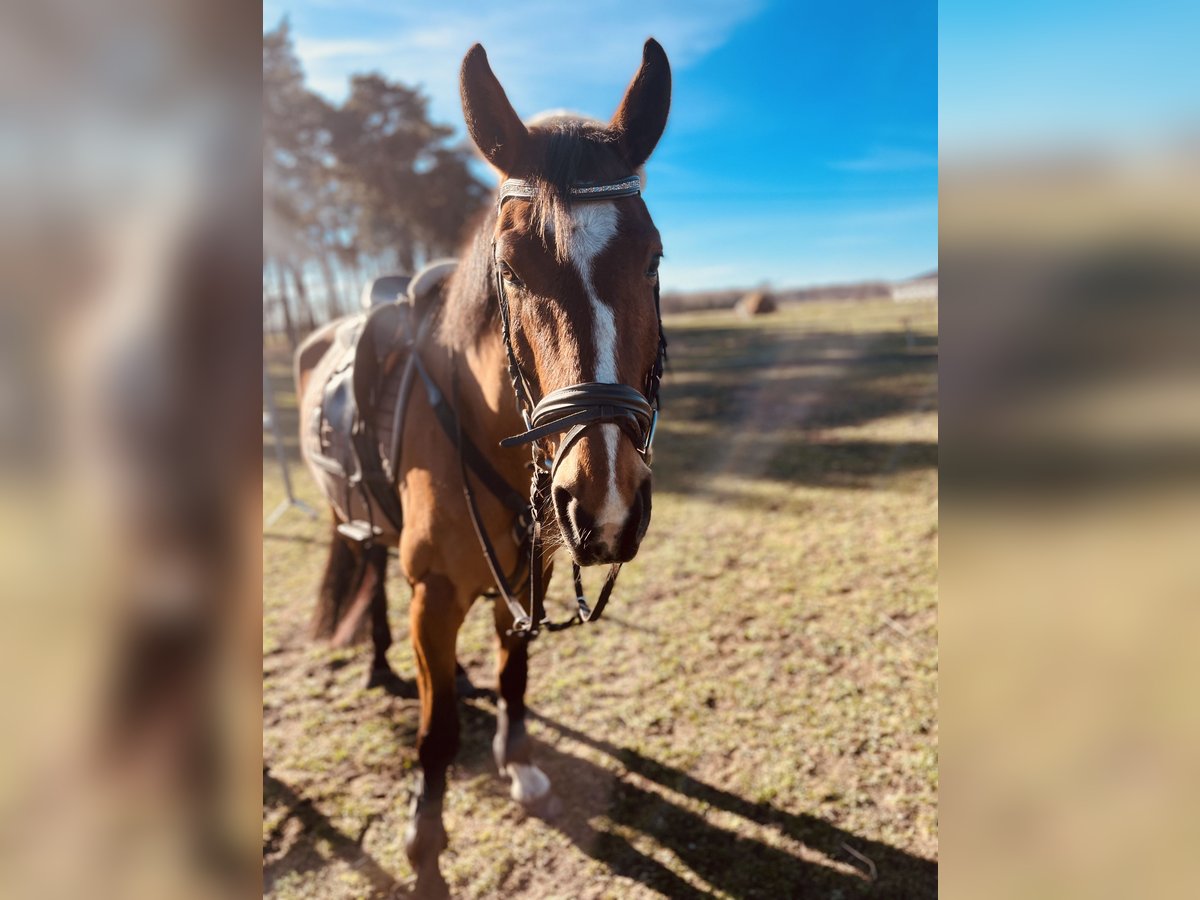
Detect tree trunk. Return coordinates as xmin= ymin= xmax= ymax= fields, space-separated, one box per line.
xmin=352 ymin=258 xmax=369 ymax=310
xmin=336 ymin=257 xmax=357 ymax=312
xmin=271 ymin=259 xmax=298 ymax=351
xmin=288 ymin=262 xmax=317 ymax=334
xmin=318 ymin=252 xmax=342 ymax=321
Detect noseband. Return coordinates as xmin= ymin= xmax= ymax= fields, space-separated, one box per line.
xmin=500 ymin=383 xmax=654 ymax=478
xmin=486 ymin=173 xmax=667 ymax=637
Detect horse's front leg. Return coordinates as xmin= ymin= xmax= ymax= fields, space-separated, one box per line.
xmin=492 ymin=597 xmax=560 ymax=817
xmin=404 ymin=574 xmax=467 ymax=897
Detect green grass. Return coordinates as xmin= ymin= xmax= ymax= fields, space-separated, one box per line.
xmin=263 ymin=299 xmax=938 ymax=898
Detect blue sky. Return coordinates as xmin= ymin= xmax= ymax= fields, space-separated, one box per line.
xmin=264 ymin=1 xmax=937 ymax=290
xmin=940 ymin=0 xmax=1200 ymax=159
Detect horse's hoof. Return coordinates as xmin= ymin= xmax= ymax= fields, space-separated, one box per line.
xmin=521 ymin=786 xmax=563 ymax=820
xmin=503 ymin=762 xmax=560 ymax=818
xmin=404 ymin=810 xmax=448 ymax=872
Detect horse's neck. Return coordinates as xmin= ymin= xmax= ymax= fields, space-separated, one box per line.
xmin=434 ymin=224 xmax=526 ymax=476
xmin=453 ymin=328 xmax=526 ymax=458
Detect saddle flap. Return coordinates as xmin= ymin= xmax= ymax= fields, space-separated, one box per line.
xmin=353 ymin=299 xmax=413 ymax=410
xmin=305 ymin=261 xmax=459 ymax=543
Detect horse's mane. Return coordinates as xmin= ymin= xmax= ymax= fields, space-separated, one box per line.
xmin=440 ymin=115 xmax=633 ymax=350
xmin=440 ymin=206 xmax=497 ymax=351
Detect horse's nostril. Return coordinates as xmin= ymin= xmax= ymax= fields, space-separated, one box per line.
xmin=573 ymin=502 xmax=595 ymax=537
xmin=636 ymin=477 xmax=652 ymax=538
xmin=552 ymin=486 xmax=573 ymax=531
xmin=621 ymin=477 xmax=653 ymax=554
xmin=552 ymin=486 xmax=595 ymax=543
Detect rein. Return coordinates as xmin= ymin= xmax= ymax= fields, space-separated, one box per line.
xmin=483 ymin=173 xmax=667 ymax=638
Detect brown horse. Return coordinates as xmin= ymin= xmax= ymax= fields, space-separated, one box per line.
xmin=296 ymin=39 xmax=671 ymax=894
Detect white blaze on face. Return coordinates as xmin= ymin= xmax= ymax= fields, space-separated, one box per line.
xmin=567 ymin=204 xmax=620 ymax=383
xmin=564 ymin=202 xmax=626 ymax=531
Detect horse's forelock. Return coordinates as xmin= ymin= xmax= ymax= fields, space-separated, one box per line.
xmin=523 ymin=116 xmax=625 ymax=261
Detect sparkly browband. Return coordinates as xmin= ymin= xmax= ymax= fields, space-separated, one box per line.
xmin=498 ymin=174 xmax=642 ymax=207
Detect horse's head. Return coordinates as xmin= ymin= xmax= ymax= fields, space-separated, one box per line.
xmin=460 ymin=40 xmax=671 ymax=567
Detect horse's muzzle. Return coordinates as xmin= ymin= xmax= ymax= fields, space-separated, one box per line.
xmin=553 ymin=477 xmax=652 ymax=566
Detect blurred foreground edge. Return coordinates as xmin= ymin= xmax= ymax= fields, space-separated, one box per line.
xmin=941 ymin=143 xmax=1200 ymax=899
xmin=0 ymin=1 xmax=262 ymax=897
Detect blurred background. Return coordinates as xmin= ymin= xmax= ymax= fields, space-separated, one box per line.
xmin=0 ymin=0 xmax=261 ymax=897
xmin=941 ymin=3 xmax=1200 ymax=898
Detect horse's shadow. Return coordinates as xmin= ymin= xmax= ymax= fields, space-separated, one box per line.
xmin=265 ymin=693 xmax=935 ymax=898
xmin=457 ymin=702 xmax=937 ymax=898
xmin=263 ymin=769 xmax=406 ymax=897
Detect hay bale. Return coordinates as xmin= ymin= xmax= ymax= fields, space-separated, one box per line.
xmin=736 ymin=291 xmax=777 ymax=317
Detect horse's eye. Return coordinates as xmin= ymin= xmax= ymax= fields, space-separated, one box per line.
xmin=646 ymin=254 xmax=663 ymax=279
xmin=499 ymin=261 xmax=524 ymax=287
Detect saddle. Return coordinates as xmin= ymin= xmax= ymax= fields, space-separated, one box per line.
xmin=307 ymin=262 xmax=457 ymax=542
xmin=359 ymin=273 xmax=412 ymax=310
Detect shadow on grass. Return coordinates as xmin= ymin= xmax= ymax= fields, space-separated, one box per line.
xmin=263 ymin=769 xmax=408 ymax=899
xmin=523 ymin=708 xmax=937 ymax=899
xmin=649 ymin=325 xmax=938 ymax=497
xmin=264 ymin=697 xmax=934 ymax=898
xmin=265 ymin=318 xmax=939 ymax=491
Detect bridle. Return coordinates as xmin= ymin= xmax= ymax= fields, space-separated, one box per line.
xmin=485 ymin=173 xmax=668 ymax=638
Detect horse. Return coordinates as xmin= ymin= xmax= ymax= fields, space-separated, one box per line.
xmin=295 ymin=38 xmax=671 ymax=894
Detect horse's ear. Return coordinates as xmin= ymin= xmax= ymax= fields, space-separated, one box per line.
xmin=610 ymin=38 xmax=672 ymax=169
xmin=460 ymin=44 xmax=529 ymax=175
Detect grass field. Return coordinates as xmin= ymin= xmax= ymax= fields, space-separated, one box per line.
xmin=263 ymin=298 xmax=938 ymax=898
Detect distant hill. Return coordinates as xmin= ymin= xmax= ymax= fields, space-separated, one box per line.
xmin=660 ymin=275 xmax=930 ymax=314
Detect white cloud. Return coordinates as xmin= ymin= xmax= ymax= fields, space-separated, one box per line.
xmin=282 ymin=0 xmax=764 ymax=129
xmin=292 ymin=37 xmax=394 ymax=61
